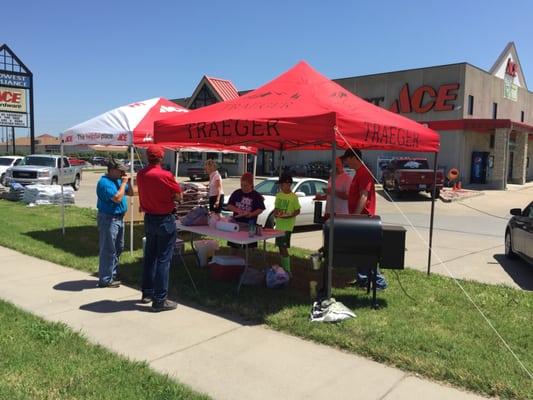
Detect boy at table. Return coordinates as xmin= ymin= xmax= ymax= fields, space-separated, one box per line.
xmin=226 ymin=172 xmax=265 ymax=249
xmin=274 ymin=174 xmax=301 ymax=274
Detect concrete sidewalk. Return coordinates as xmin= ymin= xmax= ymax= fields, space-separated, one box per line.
xmin=0 ymin=246 xmax=489 ymax=400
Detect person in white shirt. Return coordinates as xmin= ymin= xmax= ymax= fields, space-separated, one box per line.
xmin=205 ymin=159 xmax=224 ymax=213
xmin=315 ymin=157 xmax=351 ymax=217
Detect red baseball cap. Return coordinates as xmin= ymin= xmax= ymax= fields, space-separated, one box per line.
xmin=146 ymin=144 xmax=164 ymax=159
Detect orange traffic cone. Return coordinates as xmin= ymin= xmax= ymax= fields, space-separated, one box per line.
xmin=457 ymin=181 xmax=462 ymax=190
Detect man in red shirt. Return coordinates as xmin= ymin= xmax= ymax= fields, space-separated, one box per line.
xmin=137 ymin=145 xmax=183 ymax=312
xmin=342 ymin=149 xmax=376 ymax=216
xmin=341 ymin=148 xmax=387 ymax=290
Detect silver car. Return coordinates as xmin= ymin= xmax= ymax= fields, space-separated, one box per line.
xmin=254 ymin=177 xmax=328 ymax=228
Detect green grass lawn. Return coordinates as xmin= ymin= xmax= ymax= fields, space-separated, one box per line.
xmin=0 ymin=299 xmax=209 ymax=400
xmin=0 ymin=201 xmax=531 ymax=399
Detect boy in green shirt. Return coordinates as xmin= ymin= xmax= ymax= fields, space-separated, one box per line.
xmin=274 ymin=174 xmax=301 ymax=274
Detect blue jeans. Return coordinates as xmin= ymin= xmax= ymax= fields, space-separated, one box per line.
xmin=142 ymin=214 xmax=177 ymax=303
xmin=97 ymin=212 xmax=124 ymax=285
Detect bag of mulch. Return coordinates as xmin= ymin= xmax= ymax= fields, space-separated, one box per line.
xmin=181 ymin=206 xmax=209 ymax=226
xmin=266 ymin=265 xmax=289 ymax=289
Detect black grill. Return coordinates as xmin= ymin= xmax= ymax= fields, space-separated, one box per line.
xmin=321 ymin=215 xmax=406 ymax=307
xmin=13 ymin=171 xmax=37 ymax=179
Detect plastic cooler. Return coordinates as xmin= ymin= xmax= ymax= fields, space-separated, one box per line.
xmin=208 ymin=255 xmax=245 ymax=281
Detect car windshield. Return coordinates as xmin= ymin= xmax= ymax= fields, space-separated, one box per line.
xmin=21 ymin=157 xmax=56 ymax=167
xmin=0 ymin=158 xmax=15 ymax=166
xmin=255 ymin=180 xmax=297 ymax=196
xmin=395 ymin=159 xmax=429 ymax=169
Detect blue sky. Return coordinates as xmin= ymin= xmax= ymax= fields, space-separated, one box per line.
xmin=2 ymin=0 xmax=533 ymax=137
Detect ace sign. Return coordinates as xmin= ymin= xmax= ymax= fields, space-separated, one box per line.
xmin=0 ymin=87 xmax=27 ymax=113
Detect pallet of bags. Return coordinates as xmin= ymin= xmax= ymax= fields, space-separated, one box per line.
xmin=22 ymin=185 xmax=75 ymax=205
xmin=176 ymin=182 xmax=209 ymax=217
xmin=0 ymin=184 xmax=9 ymax=199
xmin=6 ymin=183 xmax=25 ymax=201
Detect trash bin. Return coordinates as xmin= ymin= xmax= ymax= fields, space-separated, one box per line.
xmin=194 ymin=240 xmax=219 ymax=267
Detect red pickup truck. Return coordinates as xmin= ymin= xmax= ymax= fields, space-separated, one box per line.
xmin=381 ymin=158 xmax=444 ymax=198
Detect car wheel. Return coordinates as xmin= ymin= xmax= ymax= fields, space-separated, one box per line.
xmin=432 ymin=188 xmax=441 ymax=199
xmin=265 ymin=212 xmax=275 ymax=229
xmin=189 ymin=176 xmax=195 ymax=182
xmin=72 ymin=175 xmax=80 ymax=191
xmin=0 ymin=173 xmax=5 ymax=186
xmin=505 ymin=230 xmax=517 ymax=259
xmin=221 ymin=169 xmax=228 ymax=179
xmin=51 ymin=177 xmax=58 ymax=185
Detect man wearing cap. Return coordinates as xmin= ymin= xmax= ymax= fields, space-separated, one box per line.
xmin=96 ymin=158 xmax=133 ymax=288
xmin=341 ymin=148 xmax=387 ymax=289
xmin=137 ymin=145 xmax=183 ymax=312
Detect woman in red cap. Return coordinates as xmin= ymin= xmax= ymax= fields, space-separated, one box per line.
xmin=137 ymin=145 xmax=183 ymax=312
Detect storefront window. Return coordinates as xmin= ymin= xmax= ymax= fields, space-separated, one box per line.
xmin=222 ymin=153 xmax=239 ymax=165
xmin=189 ymin=86 xmax=217 ymax=109
xmin=181 ymin=152 xmax=202 ymax=163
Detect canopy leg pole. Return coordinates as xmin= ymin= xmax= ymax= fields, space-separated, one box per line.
xmin=279 ymin=147 xmax=284 ymax=178
xmin=242 ymin=154 xmax=247 ymax=175
xmin=60 ymin=141 xmax=65 ymax=235
xmin=130 ymin=145 xmax=134 ymax=255
xmin=427 ymin=152 xmax=439 ymax=275
xmin=252 ymin=155 xmax=257 ymax=186
xmin=175 ymin=150 xmax=180 ymax=179
xmin=326 ymin=141 xmax=337 ymax=299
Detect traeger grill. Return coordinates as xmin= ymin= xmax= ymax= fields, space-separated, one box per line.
xmin=321 ymin=215 xmax=406 ymax=307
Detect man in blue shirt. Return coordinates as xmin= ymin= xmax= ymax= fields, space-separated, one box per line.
xmin=96 ymin=158 xmax=133 ymax=287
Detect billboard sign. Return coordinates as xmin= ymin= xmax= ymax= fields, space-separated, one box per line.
xmin=0 ymin=87 xmax=27 ymax=113
xmin=0 ymin=111 xmax=28 ymax=127
xmin=0 ymin=73 xmax=30 ymax=88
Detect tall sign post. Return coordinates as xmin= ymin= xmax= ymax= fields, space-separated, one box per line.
xmin=0 ymin=44 xmax=33 ymax=154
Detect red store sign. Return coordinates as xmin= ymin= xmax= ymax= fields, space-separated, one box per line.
xmin=389 ymin=83 xmax=460 ymax=114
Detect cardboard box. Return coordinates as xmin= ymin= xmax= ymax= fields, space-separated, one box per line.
xmin=124 ymin=195 xmax=144 ymax=223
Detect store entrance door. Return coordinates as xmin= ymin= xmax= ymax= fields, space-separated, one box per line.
xmin=508 ymin=152 xmax=514 ymax=181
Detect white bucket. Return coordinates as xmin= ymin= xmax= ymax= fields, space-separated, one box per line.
xmin=194 ymin=240 xmax=219 ymax=267
xmin=310 ymin=253 xmax=322 ymax=270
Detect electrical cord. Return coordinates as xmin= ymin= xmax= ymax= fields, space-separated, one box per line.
xmin=392 ymin=270 xmax=417 ymax=303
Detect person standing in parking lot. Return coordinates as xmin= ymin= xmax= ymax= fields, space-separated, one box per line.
xmin=137 ymin=145 xmax=183 ymax=312
xmin=205 ymin=159 xmax=224 ymax=213
xmin=96 ymin=159 xmax=133 ymax=288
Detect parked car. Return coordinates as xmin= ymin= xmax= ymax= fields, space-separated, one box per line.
xmin=124 ymin=160 xmax=145 ymax=172
xmin=250 ymin=177 xmax=328 ymax=228
xmin=5 ymin=154 xmax=83 ymax=190
xmin=505 ymin=202 xmax=533 ymax=266
xmin=90 ymin=156 xmax=107 ymax=166
xmin=0 ymin=156 xmax=23 ymax=186
xmin=381 ymin=158 xmax=444 ymax=198
xmin=68 ymin=157 xmax=89 ymax=167
xmin=187 ymin=163 xmax=228 ymax=181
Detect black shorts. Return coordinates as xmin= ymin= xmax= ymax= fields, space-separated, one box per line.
xmin=208 ymin=194 xmax=224 ymax=213
xmin=275 ymin=231 xmax=292 ymax=248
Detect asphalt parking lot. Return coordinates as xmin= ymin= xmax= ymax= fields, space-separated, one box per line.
xmin=76 ymin=169 xmax=533 ymax=290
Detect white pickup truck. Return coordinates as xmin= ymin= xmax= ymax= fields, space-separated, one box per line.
xmin=5 ymin=154 xmax=83 ymax=190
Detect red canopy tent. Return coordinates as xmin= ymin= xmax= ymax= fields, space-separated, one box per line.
xmin=154 ymin=61 xmax=439 ymax=152
xmin=154 ymin=61 xmax=441 ymax=298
